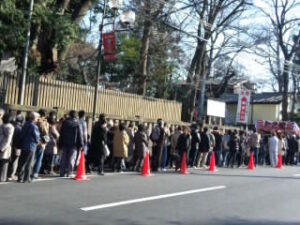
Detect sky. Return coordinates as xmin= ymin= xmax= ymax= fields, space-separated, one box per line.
xmin=83 ymin=0 xmax=300 ymax=93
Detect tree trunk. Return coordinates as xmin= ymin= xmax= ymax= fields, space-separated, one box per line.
xmin=72 ymin=0 xmax=92 ymax=24
xmin=281 ymin=60 xmax=290 ymax=120
xmin=57 ymin=0 xmax=70 ymax=14
xmin=136 ymin=14 xmax=152 ymax=96
xmin=58 ymin=0 xmax=91 ymax=63
xmin=291 ymin=68 xmax=297 ymax=114
xmin=37 ymin=25 xmax=56 ymax=73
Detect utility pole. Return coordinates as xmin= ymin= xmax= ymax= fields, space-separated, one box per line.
xmin=91 ymin=1 xmax=135 ymax=122
xmin=92 ymin=0 xmax=107 ymax=123
xmin=198 ymin=62 xmax=213 ymax=121
xmin=18 ymin=0 xmax=34 ymax=105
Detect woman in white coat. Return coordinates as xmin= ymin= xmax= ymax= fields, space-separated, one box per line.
xmin=0 ymin=114 xmax=15 ymax=182
xmin=268 ymin=132 xmax=279 ymax=167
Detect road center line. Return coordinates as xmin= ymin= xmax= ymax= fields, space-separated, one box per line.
xmin=80 ymin=185 xmax=226 ymax=211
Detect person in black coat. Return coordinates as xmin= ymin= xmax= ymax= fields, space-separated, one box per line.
xmin=176 ymin=127 xmax=191 ymax=170
xmin=227 ymin=130 xmax=240 ymax=168
xmin=213 ymin=128 xmax=223 ymax=167
xmin=59 ymin=110 xmax=83 ymax=177
xmin=189 ymin=125 xmax=201 ymax=167
xmin=150 ymin=119 xmax=165 ymax=172
xmin=89 ymin=114 xmax=107 ymax=175
xmin=133 ymin=124 xmax=148 ymax=172
xmin=286 ymin=134 xmax=299 ymax=165
xmin=196 ymin=127 xmax=210 ymax=168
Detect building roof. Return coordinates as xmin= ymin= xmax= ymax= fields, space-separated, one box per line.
xmin=206 ymin=78 xmax=251 ymax=87
xmin=219 ymin=92 xmax=283 ymax=104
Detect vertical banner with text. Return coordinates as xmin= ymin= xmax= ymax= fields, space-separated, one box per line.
xmin=103 ymin=32 xmax=116 ymax=62
xmin=236 ymin=89 xmax=251 ymax=124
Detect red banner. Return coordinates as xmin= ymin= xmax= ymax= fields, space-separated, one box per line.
xmin=256 ymin=120 xmax=300 ymax=135
xmin=103 ymin=32 xmax=116 ymax=62
xmin=236 ymin=89 xmax=251 ymax=124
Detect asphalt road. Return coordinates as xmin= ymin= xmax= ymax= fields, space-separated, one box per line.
xmin=1 ymin=167 xmax=300 ymax=225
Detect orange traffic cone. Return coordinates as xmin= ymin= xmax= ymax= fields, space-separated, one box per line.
xmin=209 ymin=151 xmax=216 ymax=172
xmin=142 ymin=151 xmax=151 ymax=176
xmin=74 ymin=151 xmax=89 ymax=181
xmin=248 ymin=152 xmax=254 ymax=170
xmin=180 ymin=152 xmax=188 ymax=174
xmin=276 ymin=154 xmax=282 ymax=169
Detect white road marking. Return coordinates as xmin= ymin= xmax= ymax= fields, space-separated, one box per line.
xmin=293 ymin=174 xmax=300 ymax=177
xmin=80 ymin=185 xmax=226 ymax=211
xmin=0 ymin=182 xmax=10 ymax=185
xmin=33 ymin=178 xmax=57 ymax=182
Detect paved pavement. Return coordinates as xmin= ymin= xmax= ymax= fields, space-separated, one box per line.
xmin=1 ymin=166 xmax=300 ymax=225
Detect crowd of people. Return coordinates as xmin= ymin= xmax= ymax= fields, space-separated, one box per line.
xmin=0 ymin=108 xmax=300 ymax=183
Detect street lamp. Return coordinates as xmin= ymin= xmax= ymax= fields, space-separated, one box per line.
xmin=120 ymin=11 xmax=136 ymax=25
xmin=92 ymin=0 xmax=135 ymax=122
xmin=108 ymin=0 xmax=123 ymax=10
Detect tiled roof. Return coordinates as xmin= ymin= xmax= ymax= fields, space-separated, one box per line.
xmin=206 ymin=78 xmax=251 ymax=86
xmin=219 ymin=92 xmax=283 ymax=104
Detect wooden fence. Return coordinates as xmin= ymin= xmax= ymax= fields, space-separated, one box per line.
xmin=0 ymin=74 xmax=182 ymax=123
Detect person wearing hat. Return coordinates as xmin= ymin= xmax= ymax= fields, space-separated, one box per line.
xmin=7 ymin=114 xmax=24 ymax=180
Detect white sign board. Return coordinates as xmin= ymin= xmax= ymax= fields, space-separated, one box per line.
xmin=207 ymin=99 xmax=226 ymax=118
xmin=236 ymin=89 xmax=251 ymax=124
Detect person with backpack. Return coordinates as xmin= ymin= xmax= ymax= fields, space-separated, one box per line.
xmin=58 ymin=110 xmax=83 ymax=177
xmin=7 ymin=114 xmax=24 ymax=181
xmin=150 ymin=119 xmax=165 ymax=172
xmin=17 ymin=112 xmax=40 ymax=183
xmin=0 ymin=113 xmax=15 ymax=182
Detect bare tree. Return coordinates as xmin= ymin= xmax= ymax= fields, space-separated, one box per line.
xmin=178 ymin=0 xmax=251 ymax=122
xmin=256 ymin=0 xmax=300 ymax=120
xmin=134 ymin=0 xmax=169 ymax=96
